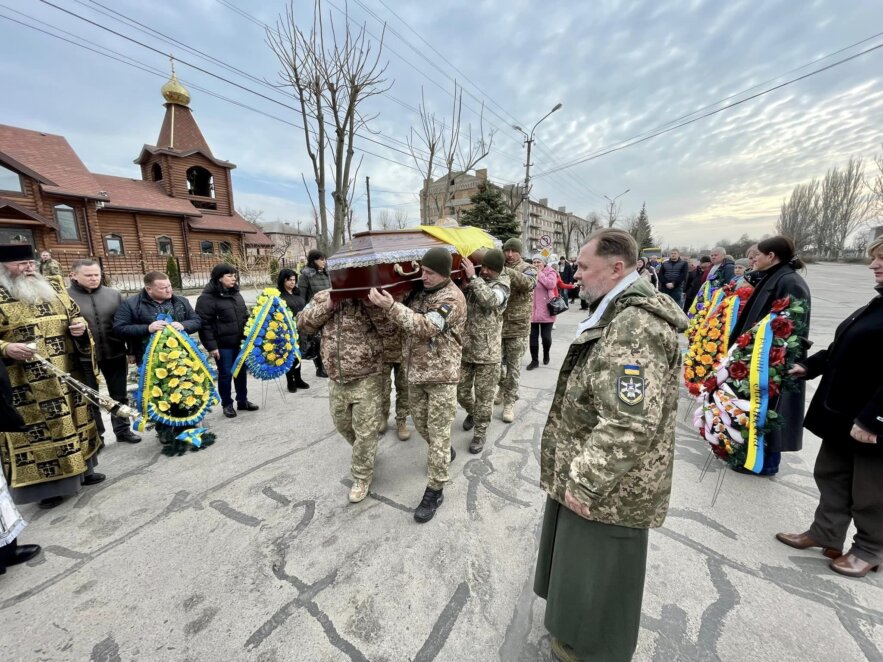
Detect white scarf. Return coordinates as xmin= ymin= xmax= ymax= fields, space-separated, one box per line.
xmin=576 ymin=270 xmax=641 ymax=337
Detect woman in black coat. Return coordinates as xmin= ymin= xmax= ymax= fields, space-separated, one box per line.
xmin=727 ymin=235 xmax=811 ymax=476
xmin=195 ymin=264 xmax=259 ymax=418
xmin=776 ymin=238 xmax=883 ymax=578
xmin=297 ymin=250 xmax=331 ymax=378
xmin=277 ymin=268 xmax=309 ymax=393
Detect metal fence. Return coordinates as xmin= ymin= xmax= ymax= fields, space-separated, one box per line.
xmin=49 ymin=251 xmax=290 ymax=292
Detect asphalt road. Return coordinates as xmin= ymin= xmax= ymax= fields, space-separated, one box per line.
xmin=2 ymin=262 xmax=881 ymax=661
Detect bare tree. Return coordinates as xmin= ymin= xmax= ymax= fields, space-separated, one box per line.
xmin=776 ymin=179 xmax=819 ymax=253
xmin=407 ymin=88 xmax=443 ymax=223
xmin=376 ymin=209 xmax=394 ymax=230
xmin=237 ymin=207 xmax=265 ymax=225
xmin=268 ymin=0 xmax=390 ymax=251
xmin=605 ymin=199 xmax=621 ymax=227
xmin=868 ymin=148 xmax=883 ymax=222
xmin=571 ymin=212 xmax=602 ymax=250
xmin=393 ymin=208 xmax=410 ymax=229
xmin=818 ymin=157 xmax=872 ymax=258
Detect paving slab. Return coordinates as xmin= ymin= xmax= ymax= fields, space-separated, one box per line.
xmin=2 ymin=263 xmax=881 ymax=661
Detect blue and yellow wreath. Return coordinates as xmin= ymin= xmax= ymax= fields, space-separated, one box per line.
xmin=232 ymin=288 xmax=301 ymax=380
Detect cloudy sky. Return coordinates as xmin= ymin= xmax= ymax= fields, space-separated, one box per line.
xmin=2 ymin=0 xmax=882 ymax=247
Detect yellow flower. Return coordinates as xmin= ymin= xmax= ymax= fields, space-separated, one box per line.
xmin=257 ymin=296 xmax=268 ymax=305
xmin=180 ymin=381 xmax=193 ymax=389
xmin=265 ymin=331 xmax=276 ymax=340
xmin=155 ymin=368 xmax=168 ymax=379
xmin=285 ymin=343 xmax=292 ymax=351
xmin=193 ymin=373 xmax=205 ymax=383
xmin=269 ymin=321 xmax=279 ymax=330
xmin=174 ymin=366 xmax=187 ymax=376
xmin=193 ymin=386 xmax=204 ymax=395
xmin=704 ymin=341 xmax=718 ymax=354
xmin=695 ymin=366 xmax=707 ymax=377
xmin=168 ymin=350 xmax=181 ymax=360
xmin=169 ymin=392 xmax=182 ymax=404
xmin=267 ymin=353 xmax=277 ymax=361
xmin=151 ymin=386 xmax=163 ymax=398
xmin=184 ymin=395 xmax=197 ymax=407
xmin=708 ymin=328 xmax=721 ymax=340
xmin=157 ymin=401 xmax=170 ymax=412
xmin=275 ymin=358 xmax=285 ymax=366
xmin=165 ymin=337 xmax=179 ymax=348
xmin=158 ymin=352 xmax=169 ymax=362
xmin=685 ymin=368 xmax=695 ymax=379
xmin=166 ymin=363 xmax=178 ymax=372
xmin=263 ymin=343 xmax=275 ymax=352
xmin=274 ymin=312 xmax=285 ymax=321
xmin=168 ymin=378 xmax=180 ymax=388
xmin=700 ymin=354 xmax=714 ymax=365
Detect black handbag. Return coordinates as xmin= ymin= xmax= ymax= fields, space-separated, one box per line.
xmin=298 ymin=329 xmax=320 ymax=361
xmin=547 ymin=294 xmax=568 ymax=316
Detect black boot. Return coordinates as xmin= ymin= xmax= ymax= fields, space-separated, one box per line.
xmin=526 ymin=359 xmax=539 ymax=371
xmin=0 ymin=538 xmax=42 ymax=571
xmin=462 ymin=414 xmax=474 ymax=431
xmin=527 ymin=347 xmax=539 ymax=370
xmin=413 ymin=486 xmax=444 ymax=523
xmin=292 ymin=366 xmax=310 ymax=389
xmin=543 ymin=347 xmax=550 ymax=365
xmin=286 ymin=373 xmax=297 ymax=393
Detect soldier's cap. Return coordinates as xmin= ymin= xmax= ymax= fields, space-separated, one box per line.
xmin=482 ymin=248 xmax=505 ymax=274
xmin=421 ymin=246 xmax=452 ymax=277
xmin=0 ymin=243 xmax=35 ymax=263
xmin=502 ymin=237 xmax=523 ymax=254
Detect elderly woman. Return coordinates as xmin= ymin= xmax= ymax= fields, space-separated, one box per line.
xmin=776 ymin=236 xmax=883 ymax=578
xmin=731 ymin=258 xmax=750 ymax=288
xmin=527 ymin=254 xmax=561 ymax=370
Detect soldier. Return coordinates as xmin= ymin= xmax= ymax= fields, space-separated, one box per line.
xmin=496 ymin=238 xmax=537 ymax=423
xmin=297 ymin=289 xmax=391 ymax=503
xmin=533 ymin=229 xmax=688 ymax=661
xmin=378 ymin=309 xmax=411 ymax=441
xmin=457 ymin=250 xmax=509 ymax=454
xmin=368 ymin=247 xmax=466 ymax=523
xmin=38 ymin=249 xmax=61 ymax=277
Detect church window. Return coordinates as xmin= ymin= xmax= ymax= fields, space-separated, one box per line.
xmin=0 ymin=164 xmax=23 ymax=193
xmin=54 ymin=204 xmax=79 ymax=241
xmin=186 ymin=166 xmax=214 ymax=198
xmin=152 ymin=163 xmax=163 ymax=181
xmin=200 ymin=240 xmax=214 ymax=254
xmin=157 ymin=236 xmax=173 ymax=255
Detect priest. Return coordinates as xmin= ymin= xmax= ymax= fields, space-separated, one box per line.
xmin=0 ymin=244 xmax=104 ymax=509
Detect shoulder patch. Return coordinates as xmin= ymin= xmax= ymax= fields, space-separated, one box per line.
xmin=617 ymin=364 xmax=645 ymax=407
xmin=437 ymin=303 xmax=452 ymax=318
xmin=523 ymin=268 xmax=537 ymax=278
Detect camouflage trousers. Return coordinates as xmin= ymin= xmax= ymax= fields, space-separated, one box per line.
xmin=409 ymin=383 xmax=456 ymax=491
xmin=379 ymin=362 xmax=409 ymax=424
xmin=457 ymin=362 xmax=501 ymax=438
xmin=498 ymin=336 xmax=529 ymax=405
xmin=328 ymin=373 xmax=383 ymax=482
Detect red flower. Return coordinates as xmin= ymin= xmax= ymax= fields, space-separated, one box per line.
xmin=736 ymin=333 xmax=752 ymax=349
xmin=771 ymin=316 xmax=794 ymax=338
xmin=735 ymin=286 xmax=755 ymax=299
xmin=768 ymin=380 xmax=781 ymax=398
xmin=703 ymin=376 xmax=718 ymax=392
xmin=771 ymin=296 xmax=791 ymax=313
xmin=769 ymin=346 xmax=787 ymax=366
xmin=688 ymin=383 xmax=701 ymax=396
xmin=729 ymin=361 xmax=749 ymax=380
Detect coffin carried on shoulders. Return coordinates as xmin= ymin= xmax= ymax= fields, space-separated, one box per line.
xmin=327 ymin=226 xmax=497 ymax=301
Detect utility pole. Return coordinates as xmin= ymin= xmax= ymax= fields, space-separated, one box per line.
xmin=513 ymin=103 xmax=562 ymax=250
xmin=366 ymin=176 xmax=372 ymax=231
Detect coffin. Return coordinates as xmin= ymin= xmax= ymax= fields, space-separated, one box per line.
xmin=327 ymin=227 xmax=496 ymax=301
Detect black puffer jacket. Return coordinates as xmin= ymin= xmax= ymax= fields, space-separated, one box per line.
xmin=297 ymin=266 xmax=331 ymax=304
xmin=195 ymin=280 xmax=249 ymax=351
xmin=658 ymin=258 xmax=688 ymax=289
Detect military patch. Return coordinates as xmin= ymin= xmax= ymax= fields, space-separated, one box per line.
xmin=524 ymin=268 xmax=537 ymax=278
xmin=437 ymin=303 xmax=452 ymax=318
xmin=617 ymin=364 xmax=645 ymax=407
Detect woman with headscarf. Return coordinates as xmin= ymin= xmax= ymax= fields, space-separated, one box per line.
xmin=727 ymin=235 xmax=811 ymax=476
xmin=195 ymin=264 xmax=259 ymax=418
xmin=298 ymin=250 xmax=332 ymax=378
xmin=775 ymin=236 xmax=883 ymax=578
xmin=527 ymin=254 xmax=561 ymax=370
xmin=276 ymin=268 xmax=309 ymax=393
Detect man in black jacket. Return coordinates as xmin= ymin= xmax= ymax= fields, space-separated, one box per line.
xmin=68 ymin=259 xmax=141 ymax=443
xmin=298 ymin=250 xmax=331 ymax=378
xmin=658 ymin=249 xmax=689 ymax=304
xmin=112 ymin=271 xmax=201 ymax=364
xmin=195 ymin=264 xmax=259 ymax=418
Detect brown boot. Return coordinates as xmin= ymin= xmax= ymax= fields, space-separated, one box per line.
xmin=396 ymin=419 xmax=411 ymax=441
xmin=775 ymin=531 xmax=842 ymax=559
xmin=829 ymin=553 xmax=880 ymax=578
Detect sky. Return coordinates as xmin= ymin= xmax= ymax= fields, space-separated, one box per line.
xmin=2 ymin=0 xmax=882 ymax=248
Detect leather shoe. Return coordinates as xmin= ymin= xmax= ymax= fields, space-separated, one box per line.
xmin=116 ymin=431 xmax=142 ymax=444
xmin=83 ymin=473 xmax=106 ymax=486
xmin=316 ymin=367 xmax=328 ymax=378
xmin=775 ymin=531 xmax=842 ymax=559
xmin=293 ymin=378 xmax=310 ymax=389
xmin=526 ymin=360 xmax=539 ymax=371
xmin=237 ymin=401 xmax=259 ymax=411
xmin=38 ymin=496 xmax=65 ymax=509
xmin=6 ymin=543 xmax=42 ymax=567
xmin=223 ymin=405 xmax=237 ymax=418
xmin=830 ymin=553 xmax=880 ymax=578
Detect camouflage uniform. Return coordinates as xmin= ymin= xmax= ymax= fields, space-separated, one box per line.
xmin=498 ymin=259 xmax=537 ymax=405
xmin=298 ymin=290 xmax=393 ymax=481
xmin=533 ymin=275 xmax=689 ymax=661
xmin=379 ymin=325 xmax=408 ymax=425
xmin=457 ymin=272 xmax=510 ymax=438
xmin=387 ymin=279 xmax=466 ymax=490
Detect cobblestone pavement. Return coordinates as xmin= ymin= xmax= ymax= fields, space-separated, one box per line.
xmin=2 ymin=263 xmax=881 ymax=661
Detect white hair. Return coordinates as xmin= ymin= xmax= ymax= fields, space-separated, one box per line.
xmin=0 ymin=265 xmax=59 ymax=305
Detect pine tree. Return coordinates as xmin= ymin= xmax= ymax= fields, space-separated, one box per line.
xmin=629 ymin=202 xmax=654 ymax=249
xmin=460 ymin=185 xmax=520 ymax=242
xmin=166 ymin=255 xmax=183 ymax=289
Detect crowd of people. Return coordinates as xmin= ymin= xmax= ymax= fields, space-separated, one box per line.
xmin=1 ymin=230 xmax=881 ymax=661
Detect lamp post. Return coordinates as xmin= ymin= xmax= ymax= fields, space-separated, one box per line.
xmin=603 ymin=188 xmax=630 ymax=227
xmin=513 ymin=103 xmax=562 ymax=248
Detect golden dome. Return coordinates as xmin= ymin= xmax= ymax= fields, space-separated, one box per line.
xmin=161 ymin=61 xmax=190 ymax=105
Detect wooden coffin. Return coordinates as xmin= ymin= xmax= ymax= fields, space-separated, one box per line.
xmin=327 ymin=228 xmax=491 ymax=301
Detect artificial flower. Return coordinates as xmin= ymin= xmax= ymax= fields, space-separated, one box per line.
xmin=729 ymin=361 xmax=749 ymax=380
xmin=155 ymin=368 xmax=168 ymax=379
xmin=771 ymin=317 xmax=794 ymax=338
xmin=168 ymin=378 xmax=180 ymax=388
xmin=769 ymin=347 xmax=787 ymax=366
xmin=169 ymin=392 xmax=182 ymax=404
xmin=736 ymin=333 xmax=751 ymax=349
xmin=771 ymin=296 xmax=791 ymax=313
xmin=151 ymin=386 xmax=163 ymax=398
xmin=158 ymin=401 xmax=170 ymax=412
xmin=165 ymin=337 xmax=179 ymax=349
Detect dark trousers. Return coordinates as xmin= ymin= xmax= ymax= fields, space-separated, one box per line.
xmin=809 ymin=441 xmax=883 ymax=564
xmin=216 ymin=347 xmax=248 ymax=407
xmin=80 ymin=355 xmax=131 ymax=438
xmin=530 ymin=322 xmax=553 ymax=362
xmin=661 ymin=285 xmax=683 ymax=303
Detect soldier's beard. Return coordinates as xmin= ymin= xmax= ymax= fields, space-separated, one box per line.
xmin=0 ymin=268 xmax=58 ymax=305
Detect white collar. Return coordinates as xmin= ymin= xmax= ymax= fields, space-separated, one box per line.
xmin=576 ymin=270 xmax=641 ymax=337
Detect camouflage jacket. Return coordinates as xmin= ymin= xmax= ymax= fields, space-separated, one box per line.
xmin=388 ymin=279 xmax=466 ymax=385
xmin=381 ymin=323 xmax=405 ymax=364
xmin=501 ymin=260 xmax=537 ymax=338
xmin=462 ymin=273 xmax=510 ymax=364
xmin=539 ymin=276 xmax=689 ymax=529
xmin=297 ymin=290 xmax=393 ymax=383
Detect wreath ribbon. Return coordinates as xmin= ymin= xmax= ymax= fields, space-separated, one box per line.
xmin=745 ymin=312 xmax=776 ymax=473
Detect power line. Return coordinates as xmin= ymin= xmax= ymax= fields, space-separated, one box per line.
xmin=535 ymin=36 xmax=883 ymax=178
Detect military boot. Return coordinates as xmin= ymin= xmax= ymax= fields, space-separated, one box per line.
xmin=413 ymin=486 xmax=444 ymax=523
xmin=551 ymin=637 xmax=582 ymax=662
xmin=494 ymin=390 xmax=503 ymax=405
xmin=462 ymin=414 xmax=474 ymax=431
xmin=502 ymin=404 xmax=515 ymax=423
xmin=396 ymin=419 xmax=411 ymax=441
xmin=349 ymin=478 xmax=371 ymax=503
xmin=469 ymin=436 xmax=485 ymax=454
xmin=377 ymin=418 xmax=388 ymax=435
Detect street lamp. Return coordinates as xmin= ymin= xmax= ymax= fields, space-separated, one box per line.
xmin=603 ymin=188 xmax=630 ymax=226
xmin=513 ymin=103 xmax=563 ymax=247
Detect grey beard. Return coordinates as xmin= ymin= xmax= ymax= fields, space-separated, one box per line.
xmin=0 ymin=269 xmax=58 ymax=305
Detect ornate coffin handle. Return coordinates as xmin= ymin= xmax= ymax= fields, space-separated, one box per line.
xmin=394 ymin=261 xmax=421 ymax=277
